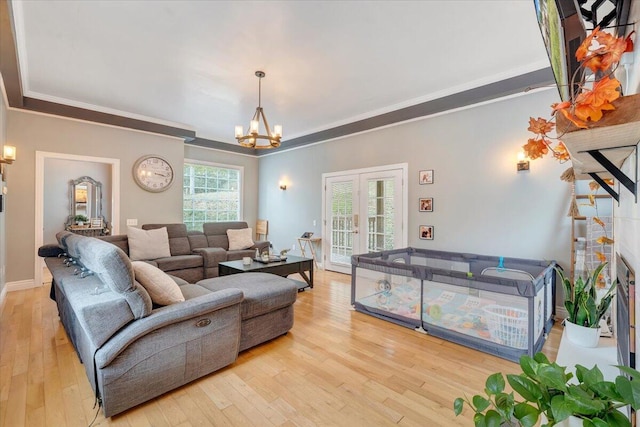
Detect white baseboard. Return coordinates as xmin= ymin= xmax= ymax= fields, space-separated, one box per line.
xmin=556 ymin=305 xmax=568 ymax=321
xmin=0 ymin=285 xmax=7 ymax=314
xmin=6 ymin=279 xmax=39 ymax=292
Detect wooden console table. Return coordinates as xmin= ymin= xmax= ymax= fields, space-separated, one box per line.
xmin=66 ymin=225 xmax=106 ymax=237
xmin=297 ymin=237 xmax=321 ymax=268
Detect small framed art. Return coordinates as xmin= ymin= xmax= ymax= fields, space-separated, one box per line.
xmin=419 ymin=169 xmax=433 ymax=185
xmin=419 ymin=225 xmax=434 ymax=240
xmin=419 ymin=198 xmax=433 ymax=212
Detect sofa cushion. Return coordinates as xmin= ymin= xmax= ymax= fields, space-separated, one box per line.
xmin=227 ymin=228 xmax=254 ymax=250
xmin=203 ymin=221 xmax=249 ymax=249
xmin=197 ymin=272 xmax=297 ymax=320
xmin=132 ymin=261 xmax=185 ymax=306
xmin=98 ymin=234 xmax=130 ymax=255
xmin=127 ymin=226 xmax=171 ymax=261
xmin=187 ymin=231 xmax=208 ymax=250
xmin=154 ymin=254 xmax=203 ymax=272
xmin=142 ymin=224 xmax=191 ymax=256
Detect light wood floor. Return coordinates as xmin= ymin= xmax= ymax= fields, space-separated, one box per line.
xmin=0 ymin=270 xmax=561 ymax=426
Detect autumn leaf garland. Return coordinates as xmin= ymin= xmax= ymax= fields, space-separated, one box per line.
xmin=523 ymin=27 xmax=635 ymax=162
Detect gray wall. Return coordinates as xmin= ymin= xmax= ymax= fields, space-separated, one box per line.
xmin=258 ymin=89 xmax=573 ymax=271
xmin=6 ymin=110 xmax=184 ymax=282
xmin=0 ymin=88 xmax=7 ymax=297
xmin=43 ymin=159 xmax=112 ymax=244
xmin=4 ymin=110 xmax=262 ymax=284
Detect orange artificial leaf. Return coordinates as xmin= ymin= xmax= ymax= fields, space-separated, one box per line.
xmin=624 ymin=31 xmax=635 ymax=53
xmin=572 ymin=77 xmax=620 ymax=123
xmin=527 ymin=117 xmax=555 ymax=135
xmin=593 ymin=30 xmax=631 ymax=70
xmin=593 ymin=217 xmax=605 ymax=227
xmin=596 ymin=236 xmax=614 ymax=245
xmin=588 ymin=194 xmax=596 ymax=205
xmin=604 ymin=179 xmax=614 ymax=186
xmin=552 ymin=142 xmax=570 ymax=162
xmin=589 ymin=76 xmax=621 ymax=105
xmin=523 ymin=138 xmax=549 ymax=160
xmin=589 ymin=181 xmax=600 ymax=191
xmin=575 ymin=27 xmax=598 ymax=63
xmin=595 ymin=252 xmax=608 ymax=263
xmin=558 ymin=108 xmax=588 ymax=129
xmin=551 ymin=101 xmax=571 ymax=112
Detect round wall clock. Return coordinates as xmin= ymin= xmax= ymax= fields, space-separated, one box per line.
xmin=133 ymin=155 xmax=175 ymax=192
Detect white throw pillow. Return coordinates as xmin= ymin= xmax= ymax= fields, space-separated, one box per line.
xmin=227 ymin=227 xmax=254 ymax=250
xmin=132 ymin=261 xmax=185 ymax=306
xmin=127 ymin=226 xmax=171 ymax=261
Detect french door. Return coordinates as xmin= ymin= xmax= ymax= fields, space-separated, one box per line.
xmin=323 ymin=165 xmax=406 ymax=274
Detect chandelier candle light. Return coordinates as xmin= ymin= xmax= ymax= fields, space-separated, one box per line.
xmin=235 ymin=71 xmax=282 ymax=149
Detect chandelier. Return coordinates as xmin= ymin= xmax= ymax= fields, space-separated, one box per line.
xmin=235 ymin=71 xmax=282 ymax=149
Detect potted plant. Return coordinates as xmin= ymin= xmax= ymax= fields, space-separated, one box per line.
xmin=558 ymin=263 xmax=614 ymax=348
xmin=74 ymin=214 xmax=89 ymax=226
xmin=453 ymin=352 xmax=640 ymax=426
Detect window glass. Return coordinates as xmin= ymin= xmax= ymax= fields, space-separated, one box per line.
xmin=183 ymin=162 xmax=241 ymax=231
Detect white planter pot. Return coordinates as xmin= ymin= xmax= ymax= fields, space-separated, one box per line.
xmin=564 ymin=319 xmax=600 ymax=348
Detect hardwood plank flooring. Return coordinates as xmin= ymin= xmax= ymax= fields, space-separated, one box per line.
xmin=0 ymin=270 xmax=561 ymax=426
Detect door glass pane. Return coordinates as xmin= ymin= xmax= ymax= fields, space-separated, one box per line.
xmin=330 ymin=181 xmax=353 ymax=264
xmin=367 ymin=178 xmax=395 ymax=252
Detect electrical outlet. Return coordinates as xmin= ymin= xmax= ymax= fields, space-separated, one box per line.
xmin=126 ymin=219 xmax=138 ymax=226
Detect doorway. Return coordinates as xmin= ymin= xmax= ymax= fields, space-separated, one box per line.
xmin=323 ymin=164 xmax=407 ymax=274
xmin=35 ymin=152 xmax=120 ymax=287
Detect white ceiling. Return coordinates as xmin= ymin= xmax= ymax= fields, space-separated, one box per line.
xmin=11 ymin=1 xmax=551 ymax=145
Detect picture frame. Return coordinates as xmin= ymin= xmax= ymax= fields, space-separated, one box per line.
xmin=419 ymin=225 xmax=434 ymax=240
xmin=419 ymin=169 xmax=434 ymax=185
xmin=90 ymin=218 xmax=103 ymax=228
xmin=419 ymin=197 xmax=433 ymax=212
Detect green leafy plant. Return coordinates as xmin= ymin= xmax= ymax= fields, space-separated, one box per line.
xmin=558 ymin=263 xmax=614 ymax=328
xmin=454 ymin=352 xmax=640 ymax=426
xmin=74 ymin=214 xmax=89 ymax=223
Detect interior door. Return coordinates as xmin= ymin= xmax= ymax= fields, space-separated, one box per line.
xmin=324 ymin=167 xmax=404 ymax=274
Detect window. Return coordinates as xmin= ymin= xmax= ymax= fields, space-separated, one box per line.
xmin=183 ymin=161 xmax=242 ymax=231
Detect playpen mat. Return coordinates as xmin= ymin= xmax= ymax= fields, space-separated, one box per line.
xmin=356 ymin=284 xmax=529 ymax=347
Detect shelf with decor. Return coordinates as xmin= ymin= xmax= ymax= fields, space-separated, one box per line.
xmin=557 ymin=93 xmax=640 ymax=202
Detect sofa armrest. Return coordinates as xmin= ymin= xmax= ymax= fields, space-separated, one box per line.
xmin=95 ymin=288 xmax=243 ymax=368
xmin=252 ymin=240 xmax=270 ymax=253
xmin=192 ymin=247 xmax=227 ymax=268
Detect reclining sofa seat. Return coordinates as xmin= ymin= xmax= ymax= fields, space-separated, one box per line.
xmin=47 ymin=231 xmax=244 ymax=417
xmin=141 ymin=223 xmax=206 ymax=282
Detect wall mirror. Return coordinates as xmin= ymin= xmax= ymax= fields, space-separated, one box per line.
xmin=65 ymin=176 xmax=107 ymax=232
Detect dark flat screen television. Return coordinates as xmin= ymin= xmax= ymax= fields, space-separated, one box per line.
xmin=533 ymin=0 xmax=586 ymax=101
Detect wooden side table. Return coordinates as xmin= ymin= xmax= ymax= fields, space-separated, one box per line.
xmin=297 ymin=237 xmax=321 ymax=269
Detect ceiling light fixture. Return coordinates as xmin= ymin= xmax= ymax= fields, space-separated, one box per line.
xmin=235 ymin=71 xmax=282 ymax=149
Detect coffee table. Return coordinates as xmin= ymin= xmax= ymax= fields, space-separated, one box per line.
xmin=218 ymin=255 xmax=314 ymax=291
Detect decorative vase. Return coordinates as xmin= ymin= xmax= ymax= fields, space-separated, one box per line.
xmin=77 ymin=221 xmax=84 ymax=226
xmin=564 ymin=319 xmax=600 ymax=348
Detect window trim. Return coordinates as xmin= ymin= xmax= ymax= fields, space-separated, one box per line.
xmin=183 ymin=158 xmax=244 ymax=224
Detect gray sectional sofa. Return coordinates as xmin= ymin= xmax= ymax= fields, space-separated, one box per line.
xmin=100 ymin=221 xmax=269 ymax=282
xmin=41 ymin=230 xmax=297 ymax=417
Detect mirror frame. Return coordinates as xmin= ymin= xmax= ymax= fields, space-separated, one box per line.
xmin=65 ymin=176 xmax=106 ymax=229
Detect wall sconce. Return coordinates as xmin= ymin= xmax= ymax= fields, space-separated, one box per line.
xmin=517 ymin=151 xmax=530 ymax=172
xmin=0 ymin=145 xmax=17 ymax=175
xmin=279 ymin=183 xmax=287 ymax=191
